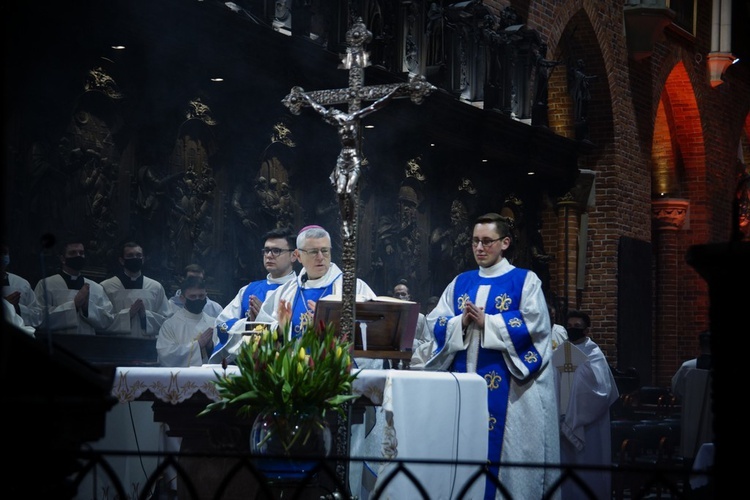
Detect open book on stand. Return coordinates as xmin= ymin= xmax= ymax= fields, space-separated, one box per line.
xmin=313 ymin=296 xmax=420 ymax=360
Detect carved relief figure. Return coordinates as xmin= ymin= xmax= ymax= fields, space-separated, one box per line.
xmin=162 ymin=98 xmax=218 ymax=277
xmin=569 ymin=58 xmax=597 ymax=141
xmin=375 ymin=180 xmax=423 ymax=294
xmin=429 ymin=181 xmax=476 ymax=294
xmin=532 ymin=42 xmax=562 ymax=127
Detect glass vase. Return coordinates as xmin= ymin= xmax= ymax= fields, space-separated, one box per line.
xmin=249 ymin=408 xmax=332 ymax=483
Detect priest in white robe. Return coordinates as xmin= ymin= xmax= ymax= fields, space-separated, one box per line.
xmin=100 ymin=241 xmax=172 ymax=336
xmin=2 ymin=245 xmax=43 ymax=328
xmin=157 ymin=276 xmax=218 ymax=367
xmin=412 ymin=213 xmax=561 ymax=500
xmin=555 ymin=309 xmax=619 ymax=500
xmin=33 ymin=239 xmax=114 ymax=335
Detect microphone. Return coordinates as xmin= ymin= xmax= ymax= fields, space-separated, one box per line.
xmin=300 ymin=273 xmax=309 ymax=284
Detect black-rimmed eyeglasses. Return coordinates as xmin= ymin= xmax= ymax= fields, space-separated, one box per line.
xmin=471 ymin=237 xmax=502 ymax=248
xmin=298 ymin=247 xmax=331 ymax=257
xmin=262 ymin=248 xmax=293 ymax=257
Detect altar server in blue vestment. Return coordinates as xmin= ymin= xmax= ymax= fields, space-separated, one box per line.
xmin=411 ymin=212 xmax=561 ymax=500
xmin=212 ymin=227 xmax=297 ymax=353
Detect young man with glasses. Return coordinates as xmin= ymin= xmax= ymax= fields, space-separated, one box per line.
xmin=411 ymin=212 xmax=560 ymax=500
xmin=255 ymin=224 xmax=376 ymax=340
xmin=212 ymin=227 xmax=297 ymax=354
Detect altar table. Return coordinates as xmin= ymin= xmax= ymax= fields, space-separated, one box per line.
xmin=110 ymin=365 xmax=488 ymax=499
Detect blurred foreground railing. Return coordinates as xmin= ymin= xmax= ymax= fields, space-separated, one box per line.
xmin=64 ymin=449 xmax=713 ymax=500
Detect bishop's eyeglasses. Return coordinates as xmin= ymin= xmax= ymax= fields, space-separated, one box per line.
xmin=262 ymin=247 xmax=293 ymax=257
xmin=471 ymin=237 xmax=502 ymax=248
xmin=298 ymin=247 xmax=331 ymax=257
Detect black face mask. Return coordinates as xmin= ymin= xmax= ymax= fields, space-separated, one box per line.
xmin=184 ymin=297 xmax=207 ymax=315
xmin=123 ymin=257 xmax=143 ymax=272
xmin=65 ymin=256 xmax=86 ymax=272
xmin=567 ymin=327 xmax=586 ymax=342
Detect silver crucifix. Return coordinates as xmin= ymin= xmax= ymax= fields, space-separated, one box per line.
xmin=283 ymin=17 xmax=435 ymax=342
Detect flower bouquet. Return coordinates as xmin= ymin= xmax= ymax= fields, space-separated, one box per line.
xmin=200 ymin=321 xmax=360 ymax=462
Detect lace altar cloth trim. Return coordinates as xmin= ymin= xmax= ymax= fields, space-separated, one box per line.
xmin=112 ymin=365 xmax=240 ymax=404
xmin=111 ymin=366 xmax=386 ymax=405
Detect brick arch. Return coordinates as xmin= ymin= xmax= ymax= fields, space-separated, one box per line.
xmin=543 ymin=8 xmax=615 ymax=148
xmin=661 ymin=62 xmax=707 ymax=235
xmin=652 ymin=61 xmax=706 ymax=204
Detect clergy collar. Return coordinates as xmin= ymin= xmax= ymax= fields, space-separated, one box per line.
xmin=300 ymin=263 xmax=340 ymax=288
xmin=117 ymin=271 xmax=144 ymax=289
xmin=63 ymin=270 xmax=82 ymax=281
xmin=123 ymin=269 xmax=142 ymax=280
xmin=478 ymin=257 xmax=511 ymax=277
xmin=267 ymin=270 xmax=296 ymax=285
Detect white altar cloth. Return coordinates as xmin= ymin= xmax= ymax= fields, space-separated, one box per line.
xmin=109 ymin=366 xmax=488 ymax=499
xmin=351 ymin=369 xmax=488 ymax=500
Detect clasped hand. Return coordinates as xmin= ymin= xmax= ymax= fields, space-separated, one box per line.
xmin=462 ymin=300 xmax=485 ymax=330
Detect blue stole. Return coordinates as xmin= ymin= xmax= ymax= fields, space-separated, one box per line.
xmin=290 ymin=281 xmax=335 ymax=338
xmin=447 ymin=268 xmax=536 ymax=500
xmin=216 ymin=280 xmax=281 ymax=348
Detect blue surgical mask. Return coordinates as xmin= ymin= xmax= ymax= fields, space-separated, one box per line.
xmin=1 ymin=254 xmax=9 ymax=268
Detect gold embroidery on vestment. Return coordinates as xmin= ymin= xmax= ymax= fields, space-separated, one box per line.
xmin=485 ymin=370 xmax=502 ymax=390
xmin=495 ymin=293 xmax=512 ymax=311
xmin=458 ymin=293 xmax=470 ymax=311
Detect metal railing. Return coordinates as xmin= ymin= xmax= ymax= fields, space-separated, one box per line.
xmin=61 ymin=448 xmax=710 ymax=500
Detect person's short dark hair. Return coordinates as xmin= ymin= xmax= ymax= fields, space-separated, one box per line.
xmin=566 ymin=309 xmax=591 ymax=328
xmin=121 ymin=240 xmax=143 ymax=257
xmin=58 ymin=236 xmax=85 ymax=255
xmin=184 ymin=263 xmax=205 ymax=276
xmin=395 ymin=278 xmax=409 ymax=288
xmin=180 ymin=275 xmax=206 ymax=294
xmin=475 ymin=212 xmax=513 ymax=240
xmin=263 ymin=227 xmax=296 ymax=250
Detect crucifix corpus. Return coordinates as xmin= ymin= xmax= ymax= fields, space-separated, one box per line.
xmin=282 ymin=17 xmax=436 ymax=341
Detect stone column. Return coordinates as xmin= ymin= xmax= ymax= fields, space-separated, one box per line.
xmin=651 ymin=198 xmax=689 ymax=385
xmin=555 ymin=193 xmax=581 ymax=312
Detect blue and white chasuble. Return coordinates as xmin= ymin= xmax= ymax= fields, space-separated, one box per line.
xmin=415 ymin=258 xmax=561 ymax=500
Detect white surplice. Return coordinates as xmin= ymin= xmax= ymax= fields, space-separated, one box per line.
xmin=101 ymin=275 xmax=173 ymax=336
xmin=34 ymin=274 xmax=114 ymax=335
xmin=4 ymin=271 xmax=43 ymax=327
xmin=156 ymin=307 xmax=218 ymax=367
xmin=555 ymin=337 xmax=619 ymax=500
